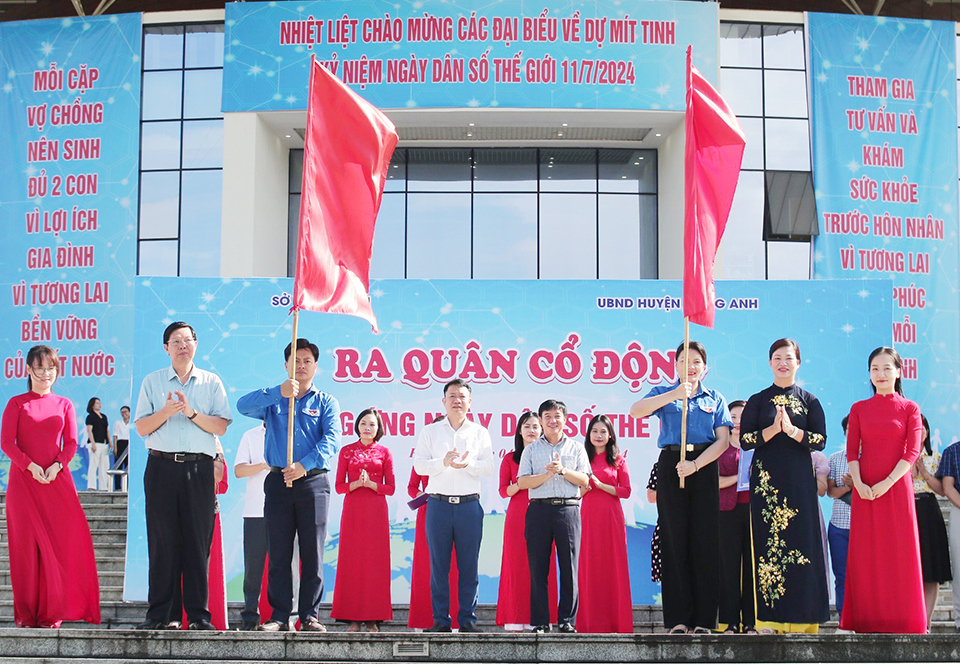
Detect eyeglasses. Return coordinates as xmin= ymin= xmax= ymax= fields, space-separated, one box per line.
xmin=31 ymin=366 xmax=57 ymax=375
xmin=166 ymin=337 xmax=196 ymax=347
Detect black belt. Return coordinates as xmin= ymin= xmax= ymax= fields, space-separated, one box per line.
xmin=664 ymin=443 xmax=710 ymax=452
xmin=531 ymin=498 xmax=580 ymax=506
xmin=429 ymin=493 xmax=480 ymax=504
xmin=270 ymin=466 xmax=327 ymax=477
xmin=149 ymin=450 xmax=211 ymax=462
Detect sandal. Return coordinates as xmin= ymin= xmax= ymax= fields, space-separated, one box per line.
xmin=722 ymin=627 xmax=737 ymax=635
xmin=743 ymin=626 xmax=759 ymax=635
xmin=668 ymin=624 xmax=688 ymax=634
xmin=758 ymin=627 xmax=776 ymax=635
xmin=692 ymin=627 xmax=712 ymax=634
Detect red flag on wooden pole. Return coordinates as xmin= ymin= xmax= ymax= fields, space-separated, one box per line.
xmin=683 ymin=45 xmax=746 ymax=329
xmin=293 ymin=56 xmax=399 ymax=333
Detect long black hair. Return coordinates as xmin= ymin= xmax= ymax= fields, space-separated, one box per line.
xmin=26 ymin=344 xmax=59 ymax=390
xmin=868 ymin=346 xmax=904 ymax=396
xmin=584 ymin=414 xmax=619 ymax=467
xmin=921 ymin=414 xmax=932 ymax=456
xmin=513 ymin=411 xmax=539 ymax=464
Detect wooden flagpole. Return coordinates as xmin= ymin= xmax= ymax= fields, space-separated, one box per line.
xmin=285 ymin=309 xmax=299 ymax=488
xmin=679 ymin=317 xmax=690 ymax=489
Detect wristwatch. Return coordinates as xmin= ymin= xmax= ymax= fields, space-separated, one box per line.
xmin=558 ymin=468 xmax=566 ymax=477
xmin=188 ymin=411 xmax=199 ymax=420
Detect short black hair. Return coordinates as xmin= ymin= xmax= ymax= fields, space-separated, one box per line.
xmin=120 ymin=405 xmax=130 ymax=413
xmin=538 ymin=399 xmax=567 ymax=417
xmin=728 ymin=400 xmax=746 ymax=410
xmin=355 ymin=408 xmax=385 ymax=442
xmin=86 ymin=397 xmax=100 ymax=414
xmin=675 ymin=340 xmax=707 ymax=365
xmin=163 ymin=322 xmax=196 ymax=345
xmin=769 ymin=338 xmax=801 ymax=362
xmin=443 ymin=379 xmax=472 ymax=396
xmin=285 ymin=338 xmax=319 ymax=362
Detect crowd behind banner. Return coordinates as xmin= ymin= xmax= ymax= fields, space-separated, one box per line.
xmin=2 ymin=326 xmax=955 ymax=635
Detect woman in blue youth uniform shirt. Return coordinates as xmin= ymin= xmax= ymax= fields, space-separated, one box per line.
xmin=630 ymin=340 xmax=732 ymax=634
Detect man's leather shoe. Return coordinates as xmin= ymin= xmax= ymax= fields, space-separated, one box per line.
xmin=558 ymin=622 xmax=577 ymax=633
xmin=301 ymin=617 xmax=327 ymax=632
xmin=239 ymin=621 xmax=259 ymax=631
xmin=135 ymin=619 xmax=166 ymax=630
xmin=531 ymin=624 xmax=550 ymax=633
xmin=165 ymin=621 xmax=181 ymax=630
xmin=188 ymin=620 xmax=216 ymax=630
xmin=425 ymin=622 xmax=452 ymax=632
xmin=459 ymin=622 xmax=482 ymax=633
xmin=258 ymin=621 xmax=290 ymax=632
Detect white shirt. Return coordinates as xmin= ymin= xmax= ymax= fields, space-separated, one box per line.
xmin=113 ymin=419 xmax=130 ymax=441
xmin=234 ymin=425 xmax=268 ymax=518
xmin=413 ymin=417 xmax=496 ymax=496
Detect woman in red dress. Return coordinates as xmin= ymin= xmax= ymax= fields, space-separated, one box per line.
xmin=1 ymin=345 xmax=100 ymax=628
xmin=332 ymin=408 xmax=395 ymax=632
xmin=840 ymin=347 xmax=926 ymax=633
xmin=407 ymin=468 xmax=460 ymax=630
xmin=578 ymin=414 xmax=633 ymax=633
xmin=496 ymin=412 xmax=558 ymax=631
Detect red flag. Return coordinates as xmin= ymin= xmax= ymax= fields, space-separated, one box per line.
xmin=683 ymin=45 xmax=746 ymax=328
xmin=293 ymin=57 xmax=399 ymax=332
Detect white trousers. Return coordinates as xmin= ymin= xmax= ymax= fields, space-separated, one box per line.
xmin=87 ymin=442 xmax=110 ymax=490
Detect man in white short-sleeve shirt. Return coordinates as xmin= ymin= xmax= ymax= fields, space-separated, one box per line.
xmin=234 ymin=424 xmax=270 ymax=631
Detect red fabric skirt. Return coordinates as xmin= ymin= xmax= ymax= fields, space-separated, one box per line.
xmin=496 ymin=496 xmax=558 ymax=626
xmin=577 ymin=491 xmax=633 ymax=633
xmin=331 ymin=490 xmax=392 ymax=621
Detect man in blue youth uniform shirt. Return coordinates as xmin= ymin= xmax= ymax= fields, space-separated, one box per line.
xmin=237 ymin=338 xmax=341 ymax=632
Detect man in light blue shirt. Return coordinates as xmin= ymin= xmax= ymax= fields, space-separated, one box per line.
xmin=237 ymin=338 xmax=341 ymax=632
xmin=134 ymin=321 xmax=231 ymax=631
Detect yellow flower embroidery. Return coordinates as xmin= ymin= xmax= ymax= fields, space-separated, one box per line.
xmin=741 ymin=431 xmax=757 ymax=446
xmin=753 ymin=461 xmax=810 ymax=607
xmin=771 ymin=394 xmax=807 ymax=416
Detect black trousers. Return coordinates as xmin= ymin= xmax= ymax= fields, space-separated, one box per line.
xmin=264 ymin=471 xmax=330 ymax=623
xmin=143 ymin=453 xmax=215 ymax=624
xmin=718 ymin=501 xmax=755 ymax=630
xmin=242 ymin=517 xmax=269 ymax=624
xmin=526 ymin=501 xmax=580 ymax=627
xmin=656 ymin=448 xmax=720 ymax=630
xmin=114 ymin=439 xmax=128 ymax=491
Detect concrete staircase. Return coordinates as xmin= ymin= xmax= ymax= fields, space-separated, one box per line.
xmin=0 ymin=490 xmax=956 ymax=637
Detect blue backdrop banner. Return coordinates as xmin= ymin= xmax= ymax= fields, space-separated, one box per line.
xmin=125 ymin=277 xmax=890 ymax=609
xmin=222 ymin=0 xmax=718 ymax=112
xmin=809 ymin=13 xmax=960 ymax=445
xmin=0 ymin=14 xmax=142 ymax=489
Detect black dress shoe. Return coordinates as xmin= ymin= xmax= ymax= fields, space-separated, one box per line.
xmin=531 ymin=625 xmax=550 ymax=633
xmin=558 ymin=622 xmax=577 ymax=633
xmin=258 ymin=621 xmax=291 ymax=632
xmin=188 ymin=620 xmax=216 ymax=630
xmin=425 ymin=622 xmax=452 ymax=632
xmin=135 ymin=619 xmax=166 ymax=630
xmin=459 ymin=622 xmax=482 ymax=633
xmin=240 ymin=621 xmax=259 ymax=631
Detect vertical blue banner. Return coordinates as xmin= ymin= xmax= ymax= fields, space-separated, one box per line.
xmin=0 ymin=14 xmax=142 ymax=488
xmin=809 ymin=13 xmax=960 ymax=444
xmin=222 ymin=0 xmax=718 ymax=112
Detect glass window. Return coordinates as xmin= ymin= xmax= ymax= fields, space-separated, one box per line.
xmin=599 ymin=149 xmax=656 ymax=193
xmin=182 ymin=120 xmax=224 ymax=168
xmin=185 ymin=24 xmax=224 ymax=68
xmin=766 ymin=241 xmax=810 ymax=279
xmin=406 ymin=194 xmax=471 ymax=278
xmin=139 ymin=171 xmax=180 ymax=239
xmin=140 ymin=121 xmax=181 ymax=171
xmin=407 ymin=149 xmax=471 ymax=192
xmin=539 ymin=194 xmax=597 ymax=278
xmin=289 ymin=150 xmax=303 ymax=195
xmin=720 ymin=68 xmax=763 ymax=117
xmin=179 ymin=170 xmax=222 ymax=277
xmin=739 ymin=117 xmax=765 ymax=171
xmin=183 ymin=69 xmax=223 ymax=119
xmin=385 ymin=149 xmax=406 ymax=192
xmin=473 ymin=149 xmax=536 ymax=192
xmin=763 ymin=25 xmax=806 ymax=70
xmin=142 ymin=71 xmax=183 ymax=121
xmin=765 ymin=118 xmax=811 ymax=171
xmin=143 ymin=26 xmax=184 ymax=70
xmin=473 ymin=194 xmax=538 ymax=279
xmin=720 ymin=23 xmax=762 ymax=68
xmin=287 ymin=194 xmax=300 ymax=278
xmin=370 ymin=193 xmax=406 ymax=279
xmin=722 ymin=171 xmax=766 ymax=280
xmin=540 ymin=149 xmax=597 ymax=192
xmin=764 ymin=70 xmax=808 ymax=119
xmin=598 ymin=195 xmax=640 ymax=279
xmin=139 ymin=240 xmax=179 ymax=276
xmin=639 ymin=196 xmax=658 ymax=278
